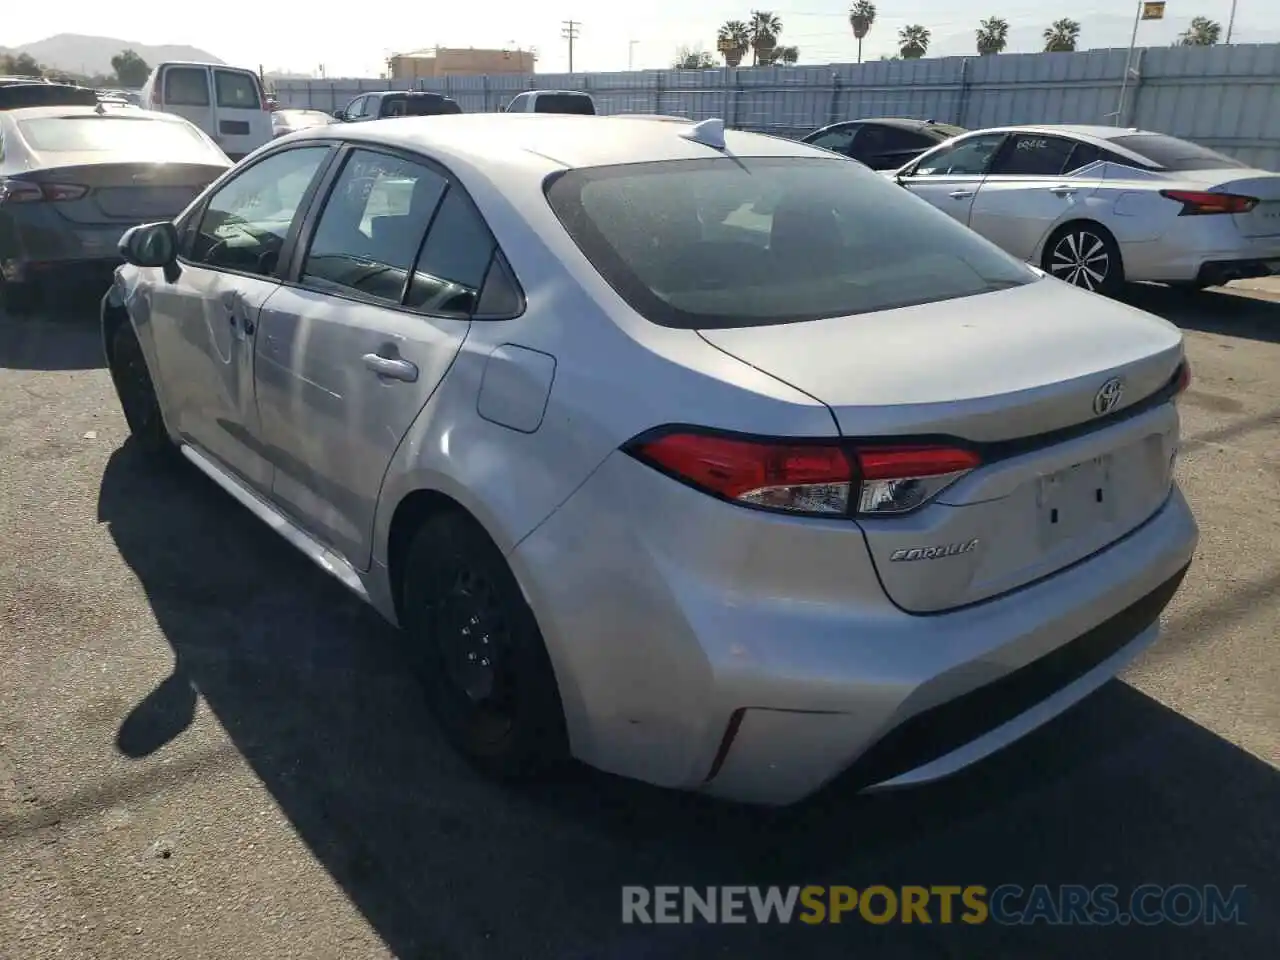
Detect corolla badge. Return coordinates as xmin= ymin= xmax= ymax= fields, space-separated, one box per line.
xmin=889 ymin=539 xmax=979 ymax=562
xmin=1093 ymin=377 xmax=1125 ymax=417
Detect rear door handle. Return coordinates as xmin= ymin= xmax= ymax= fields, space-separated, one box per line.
xmin=1050 ymin=185 xmax=1076 ymax=196
xmin=949 ymin=190 xmax=975 ymax=199
xmin=362 ymin=353 xmax=418 ymax=383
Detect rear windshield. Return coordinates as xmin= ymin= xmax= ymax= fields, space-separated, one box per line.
xmin=18 ymin=116 xmax=217 ymax=160
xmin=1110 ymin=134 xmax=1248 ymax=171
xmin=214 ymin=69 xmax=262 ymax=110
xmin=384 ymin=96 xmax=462 ymax=117
xmin=535 ymin=93 xmax=594 ymax=115
xmin=545 ymin=156 xmax=1037 ymax=329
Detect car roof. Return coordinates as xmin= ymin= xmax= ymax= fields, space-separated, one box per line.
xmin=291 ymin=113 xmax=831 ymax=172
xmin=965 ymin=123 xmax=1156 ymax=141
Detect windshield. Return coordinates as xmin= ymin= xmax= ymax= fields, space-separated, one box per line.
xmin=388 ymin=96 xmax=462 ymax=117
xmin=535 ymin=93 xmax=594 ymax=115
xmin=18 ymin=116 xmax=217 ymax=160
xmin=1110 ymin=134 xmax=1249 ymax=171
xmin=545 ymin=155 xmax=1038 ymax=329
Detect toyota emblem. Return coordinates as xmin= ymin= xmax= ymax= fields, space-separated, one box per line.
xmin=1093 ymin=377 xmax=1125 ymax=417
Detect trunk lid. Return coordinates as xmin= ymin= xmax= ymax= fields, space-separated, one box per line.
xmin=698 ymin=280 xmax=1185 ymax=612
xmin=26 ymin=162 xmax=224 ymax=225
xmin=1175 ymin=169 xmax=1280 ymax=238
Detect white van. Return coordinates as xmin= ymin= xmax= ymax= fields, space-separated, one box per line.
xmin=140 ymin=62 xmax=272 ymax=160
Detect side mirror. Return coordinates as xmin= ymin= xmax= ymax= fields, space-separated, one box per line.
xmin=119 ymin=221 xmax=179 ymax=268
xmin=331 ymin=109 xmax=345 ymax=120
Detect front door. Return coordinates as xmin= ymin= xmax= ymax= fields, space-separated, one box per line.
xmin=897 ymin=132 xmax=1008 ymax=225
xmin=254 ymin=147 xmax=493 ymax=568
xmin=146 ymin=144 xmax=334 ymax=494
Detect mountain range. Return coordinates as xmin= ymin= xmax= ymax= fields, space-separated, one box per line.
xmin=0 ymin=34 xmax=222 ymax=77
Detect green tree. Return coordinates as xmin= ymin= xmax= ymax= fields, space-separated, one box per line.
xmin=674 ymin=46 xmax=716 ymax=69
xmin=976 ymin=16 xmax=1010 ymax=55
xmin=775 ymin=45 xmax=800 ymax=65
xmin=1043 ymin=18 xmax=1081 ymax=52
xmin=110 ymin=48 xmax=150 ymax=87
xmin=899 ymin=24 xmax=932 ymax=59
xmin=849 ymin=1 xmax=877 ymax=64
xmin=1 ymin=52 xmax=45 ymax=77
xmin=1179 ymin=16 xmax=1222 ymax=46
xmin=749 ymin=10 xmax=783 ymax=66
xmin=716 ymin=20 xmax=751 ymax=67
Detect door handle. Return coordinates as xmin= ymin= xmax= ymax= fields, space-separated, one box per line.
xmin=362 ymin=353 xmax=419 ymax=383
xmin=1049 ymin=185 xmax=1076 ymax=196
xmin=948 ymin=190 xmax=975 ymax=199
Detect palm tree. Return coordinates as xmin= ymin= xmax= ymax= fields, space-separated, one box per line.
xmin=716 ymin=20 xmax=751 ymax=67
xmin=849 ymin=1 xmax=877 ymax=64
xmin=976 ymin=16 xmax=1010 ymax=55
xmin=1179 ymin=16 xmax=1222 ymax=46
xmin=1043 ymin=18 xmax=1081 ymax=52
xmin=899 ymin=24 xmax=931 ymax=60
xmin=749 ymin=10 xmax=783 ymax=66
xmin=775 ymin=45 xmax=800 ymax=65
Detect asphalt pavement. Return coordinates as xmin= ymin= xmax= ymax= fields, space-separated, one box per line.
xmin=1 ymin=282 xmax=1277 ymax=959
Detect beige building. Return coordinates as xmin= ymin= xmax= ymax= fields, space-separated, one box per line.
xmin=388 ymin=47 xmax=536 ymax=80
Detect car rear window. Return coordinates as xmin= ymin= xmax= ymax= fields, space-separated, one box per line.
xmin=384 ymin=96 xmax=462 ymax=117
xmin=545 ymin=156 xmax=1037 ymax=330
xmin=163 ymin=67 xmax=210 ymax=106
xmin=535 ymin=93 xmax=594 ymax=115
xmin=215 ymin=70 xmax=262 ymax=109
xmin=1110 ymin=134 xmax=1248 ymax=171
xmin=18 ymin=116 xmax=216 ymax=160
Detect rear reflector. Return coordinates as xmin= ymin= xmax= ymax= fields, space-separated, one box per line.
xmin=1160 ymin=189 xmax=1258 ymax=216
xmin=624 ymin=430 xmax=980 ymax=518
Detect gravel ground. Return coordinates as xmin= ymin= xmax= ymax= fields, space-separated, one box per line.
xmin=1 ymin=282 xmax=1277 ymax=959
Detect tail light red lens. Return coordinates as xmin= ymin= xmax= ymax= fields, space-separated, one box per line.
xmin=625 ymin=430 xmax=981 ymax=518
xmin=1174 ymin=359 xmax=1192 ymax=395
xmin=0 ymin=179 xmax=87 ymax=204
xmin=1159 ymin=189 xmax=1258 ymax=216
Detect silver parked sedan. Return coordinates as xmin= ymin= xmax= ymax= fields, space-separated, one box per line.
xmin=893 ymin=124 xmax=1280 ymax=295
xmin=102 ymin=113 xmax=1197 ymax=806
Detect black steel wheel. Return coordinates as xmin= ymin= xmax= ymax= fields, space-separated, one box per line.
xmin=1043 ymin=222 xmax=1125 ymax=296
xmin=401 ymin=511 xmax=568 ymax=779
xmin=109 ymin=322 xmax=173 ymax=458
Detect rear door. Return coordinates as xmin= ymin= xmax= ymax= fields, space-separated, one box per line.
xmin=897 ymin=132 xmax=1007 ymax=224
xmin=254 ymin=146 xmax=485 ymax=568
xmin=968 ymin=133 xmax=1106 ymax=261
xmin=157 ymin=65 xmax=215 ymax=139
xmin=211 ymin=68 xmax=271 ymax=159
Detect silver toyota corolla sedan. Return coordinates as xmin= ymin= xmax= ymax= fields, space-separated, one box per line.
xmin=102 ymin=113 xmax=1198 ymax=806
xmin=892 ymin=124 xmax=1280 ymax=295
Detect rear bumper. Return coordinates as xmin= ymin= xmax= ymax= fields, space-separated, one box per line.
xmin=1 ymin=209 xmax=133 ymax=282
xmin=1121 ymin=222 xmax=1280 ymax=283
xmin=511 ymin=449 xmax=1199 ymax=806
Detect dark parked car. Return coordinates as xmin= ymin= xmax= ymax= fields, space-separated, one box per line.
xmin=801 ymin=117 xmax=967 ymax=171
xmin=333 ymin=91 xmax=462 ymax=123
xmin=0 ymin=82 xmax=231 ymax=313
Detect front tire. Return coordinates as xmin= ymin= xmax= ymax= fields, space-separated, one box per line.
xmin=401 ymin=512 xmax=569 ymax=780
xmin=1042 ymin=222 xmax=1125 ymax=296
xmin=108 ymin=321 xmax=173 ymax=459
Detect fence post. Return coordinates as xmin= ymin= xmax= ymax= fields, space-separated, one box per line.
xmin=827 ymin=72 xmax=842 ymax=125
xmin=956 ymin=57 xmax=971 ymax=127
xmin=730 ymin=68 xmax=742 ymax=129
xmin=483 ymin=75 xmax=491 ymax=113
xmin=653 ymin=70 xmax=664 ymax=114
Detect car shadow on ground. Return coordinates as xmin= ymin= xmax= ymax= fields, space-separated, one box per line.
xmin=1123 ymin=284 xmax=1280 ymax=344
xmin=94 ymin=443 xmax=1277 ymax=960
xmin=0 ymin=289 xmax=109 ymax=371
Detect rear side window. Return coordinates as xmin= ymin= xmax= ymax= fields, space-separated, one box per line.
xmin=860 ymin=125 xmax=936 ymax=154
xmin=534 ymin=93 xmax=594 ymax=115
xmin=215 ymin=70 xmax=261 ymax=110
xmin=546 ymin=156 xmax=1036 ymax=330
xmin=990 ymin=134 xmax=1078 ymax=176
xmin=164 ymin=67 xmax=210 ymax=107
xmin=17 ymin=116 xmax=216 ymax=161
xmin=1110 ymin=134 xmax=1247 ymax=171
xmin=406 ymin=187 xmax=496 ymax=316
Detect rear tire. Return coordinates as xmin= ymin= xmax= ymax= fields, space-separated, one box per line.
xmin=108 ymin=322 xmax=174 ymax=460
xmin=1041 ymin=222 xmax=1125 ymax=297
xmin=400 ymin=511 xmax=569 ymax=781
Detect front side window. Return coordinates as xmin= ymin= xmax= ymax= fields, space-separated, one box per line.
xmin=912 ymin=133 xmax=1006 ymax=177
xmin=990 ymin=134 xmax=1078 ymax=177
xmin=345 ymin=96 xmax=366 ymax=119
xmin=189 ymin=146 xmax=330 ymax=276
xmin=214 ymin=70 xmax=261 ymax=110
xmin=808 ymin=126 xmax=857 ymax=156
xmin=546 ymin=155 xmax=1037 ymax=330
xmin=164 ymin=67 xmax=210 ymax=107
xmin=302 ymin=150 xmax=447 ymax=304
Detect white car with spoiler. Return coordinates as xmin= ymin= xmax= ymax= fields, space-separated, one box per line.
xmin=892 ymin=123 xmax=1280 ymax=295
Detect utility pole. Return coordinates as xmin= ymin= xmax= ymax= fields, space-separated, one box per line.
xmin=628 ymin=40 xmax=638 ymax=71
xmin=561 ymin=20 xmax=581 ymax=73
xmin=1226 ymin=0 xmax=1239 ymax=43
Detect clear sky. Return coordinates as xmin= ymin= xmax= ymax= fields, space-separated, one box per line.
xmin=7 ymin=0 xmax=1273 ymax=77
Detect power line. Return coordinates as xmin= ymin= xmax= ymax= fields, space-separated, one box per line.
xmin=562 ymin=20 xmax=581 ymax=74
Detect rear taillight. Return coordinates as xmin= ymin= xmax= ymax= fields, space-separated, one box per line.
xmin=1160 ymin=189 xmax=1258 ymax=216
xmin=0 ymin=179 xmax=87 ymax=204
xmin=624 ymin=430 xmax=981 ymax=518
xmin=1174 ymin=359 xmax=1192 ymax=396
